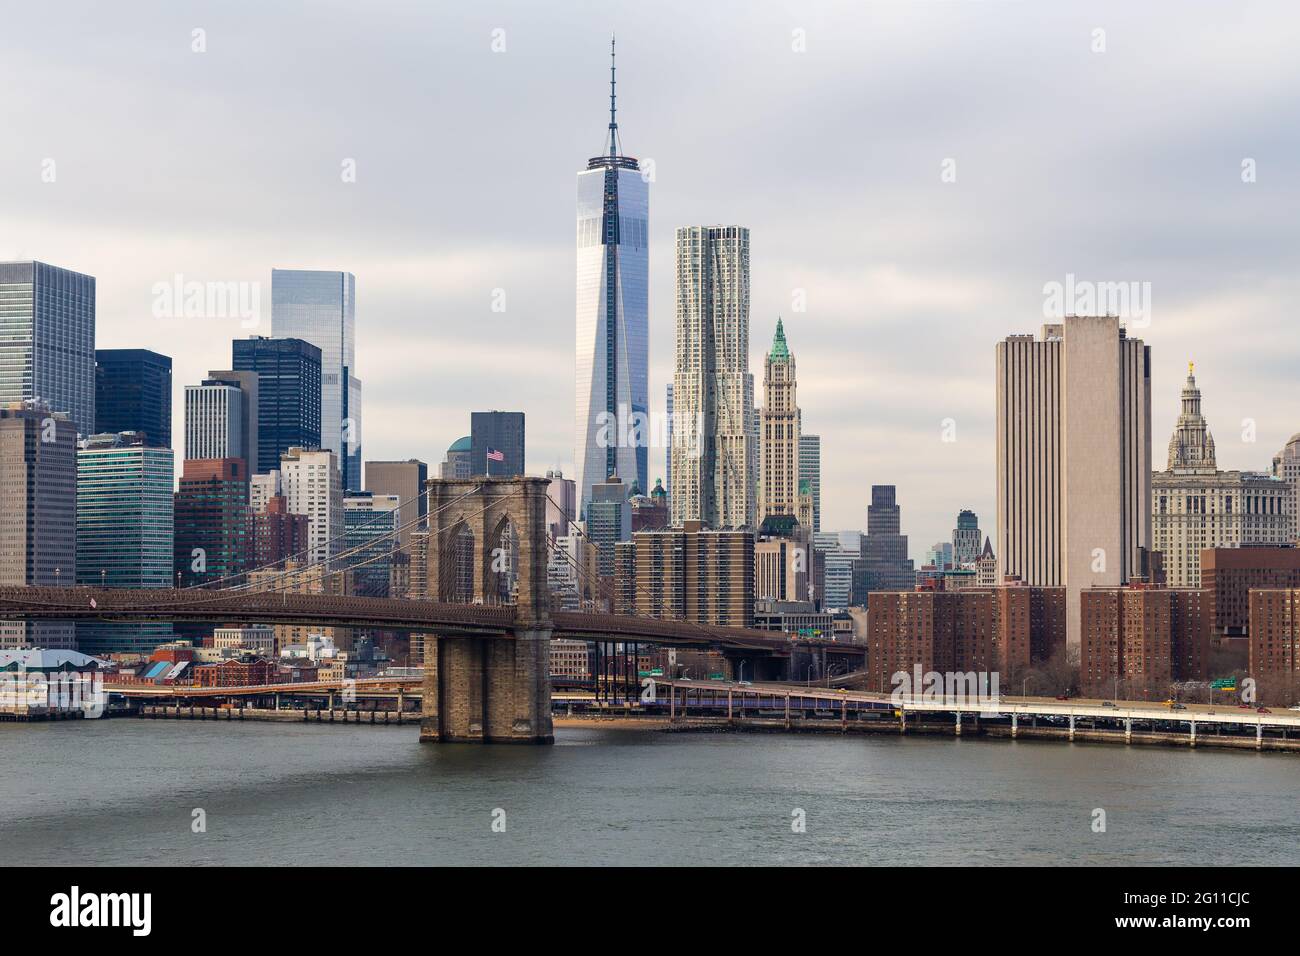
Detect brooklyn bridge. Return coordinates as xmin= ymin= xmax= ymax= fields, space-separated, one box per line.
xmin=0 ymin=477 xmax=857 ymax=744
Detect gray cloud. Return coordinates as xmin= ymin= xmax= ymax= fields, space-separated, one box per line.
xmin=1 ymin=0 xmax=1296 ymax=557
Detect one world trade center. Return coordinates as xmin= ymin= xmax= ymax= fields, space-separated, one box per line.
xmin=575 ymin=38 xmax=648 ymax=516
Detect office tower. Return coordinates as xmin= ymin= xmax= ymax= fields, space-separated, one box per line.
xmin=670 ymin=225 xmax=754 ymax=528
xmin=470 ymin=411 xmax=525 ymax=477
xmin=759 ymin=319 xmax=800 ymax=524
xmin=94 ymin=349 xmax=172 ymax=448
xmin=204 ymin=369 xmax=258 ymax=467
xmin=665 ymin=383 xmax=673 ymax=495
xmin=342 ymin=492 xmax=401 ymax=597
xmin=77 ymin=433 xmax=173 ymax=587
xmin=184 ymin=378 xmax=246 ymax=463
xmin=996 ymin=316 xmax=1152 ymax=649
xmin=587 ymin=474 xmax=631 ymax=578
xmin=441 ymin=436 xmax=472 ymax=479
xmin=0 ymin=403 xmax=77 ymax=649
xmin=620 ymin=521 xmax=755 ymax=627
xmin=575 ymin=39 xmax=649 ymax=514
xmin=365 ymin=459 xmax=428 ymax=551
xmin=545 ymin=469 xmax=577 ymax=542
xmin=0 ymin=261 xmax=96 ymax=437
xmin=854 ymin=485 xmax=915 ymax=597
xmin=925 ymin=541 xmax=955 ymax=571
xmin=75 ymin=432 xmax=174 ymax=654
xmin=251 ymin=496 xmax=308 ymax=571
xmin=953 ymin=510 xmax=981 ymax=565
xmin=799 ymin=434 xmax=821 ymax=533
xmin=814 ymin=531 xmax=858 ymax=610
xmin=281 ymin=446 xmax=342 ymax=569
xmin=270 ymin=268 xmax=362 ymax=490
xmin=173 ymin=458 xmax=250 ymax=588
xmin=1273 ymin=434 xmax=1300 ymax=542
xmin=232 ymin=336 xmax=322 ymax=474
xmin=1152 ymin=364 xmax=1289 ymax=586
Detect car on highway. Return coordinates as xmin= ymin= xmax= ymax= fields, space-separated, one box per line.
xmin=1055 ymin=694 xmax=1070 ymax=701
xmin=1257 ymin=706 xmax=1272 ymax=714
xmin=737 ymin=680 xmax=752 ymax=687
xmin=1101 ymin=701 xmax=1117 ymax=708
xmin=1170 ymin=702 xmax=1187 ymax=711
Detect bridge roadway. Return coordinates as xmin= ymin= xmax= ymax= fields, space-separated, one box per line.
xmin=0 ymin=586 xmax=822 ymax=654
xmin=103 ymin=675 xmax=1300 ymax=734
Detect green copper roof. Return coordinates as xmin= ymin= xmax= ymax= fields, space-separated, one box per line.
xmin=448 ymin=435 xmax=471 ymax=452
xmin=769 ymin=318 xmax=790 ymax=360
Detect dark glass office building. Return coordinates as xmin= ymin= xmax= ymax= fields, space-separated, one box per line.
xmin=470 ymin=410 xmax=525 ymax=478
xmin=94 ymin=349 xmax=172 ymax=448
xmin=232 ymin=336 xmax=322 ymax=474
xmin=0 ymin=260 xmax=96 ymax=437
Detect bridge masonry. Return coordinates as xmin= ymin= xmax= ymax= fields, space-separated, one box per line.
xmin=419 ymin=477 xmax=554 ymax=744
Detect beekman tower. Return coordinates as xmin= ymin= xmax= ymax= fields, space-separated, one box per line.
xmin=575 ymin=38 xmax=649 ymax=517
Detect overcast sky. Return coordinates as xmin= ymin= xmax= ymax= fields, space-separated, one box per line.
xmin=3 ymin=0 xmax=1297 ymax=559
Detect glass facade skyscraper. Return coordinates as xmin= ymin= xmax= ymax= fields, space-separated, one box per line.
xmin=232 ymin=335 xmax=322 ymax=474
xmin=95 ymin=349 xmax=172 ymax=448
xmin=75 ymin=434 xmax=174 ymax=654
xmin=0 ymin=261 xmax=96 ymax=438
xmin=575 ymin=41 xmax=648 ymax=514
xmin=270 ymin=269 xmax=361 ymax=490
xmin=799 ymin=433 xmax=821 ymax=533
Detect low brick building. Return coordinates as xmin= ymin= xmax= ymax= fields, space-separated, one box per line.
xmin=192 ymin=656 xmax=275 ymax=688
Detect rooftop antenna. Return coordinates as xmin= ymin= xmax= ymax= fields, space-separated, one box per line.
xmin=608 ymin=34 xmax=619 ymax=158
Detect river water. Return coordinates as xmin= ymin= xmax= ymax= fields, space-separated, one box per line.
xmin=2 ymin=719 xmax=1295 ymax=866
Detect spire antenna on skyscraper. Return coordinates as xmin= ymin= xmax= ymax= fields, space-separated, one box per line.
xmin=608 ymin=34 xmax=619 ymax=158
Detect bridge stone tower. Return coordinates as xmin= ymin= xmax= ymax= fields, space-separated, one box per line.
xmin=420 ymin=477 xmax=554 ymax=744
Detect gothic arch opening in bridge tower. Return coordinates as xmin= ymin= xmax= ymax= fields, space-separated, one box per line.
xmin=487 ymin=513 xmax=519 ymax=605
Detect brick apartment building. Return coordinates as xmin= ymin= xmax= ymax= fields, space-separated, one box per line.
xmin=1079 ymin=584 xmax=1210 ymax=697
xmin=1247 ymin=590 xmax=1300 ymax=683
xmin=864 ymin=586 xmax=1063 ymax=694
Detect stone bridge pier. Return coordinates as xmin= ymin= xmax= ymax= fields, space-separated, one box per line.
xmin=419 ymin=477 xmax=554 ymax=744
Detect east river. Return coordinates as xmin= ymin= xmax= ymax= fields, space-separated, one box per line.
xmin=3 ymin=719 xmax=1296 ymax=866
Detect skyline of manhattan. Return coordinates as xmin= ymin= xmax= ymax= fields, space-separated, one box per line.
xmin=2 ymin=1 xmax=1296 ymax=557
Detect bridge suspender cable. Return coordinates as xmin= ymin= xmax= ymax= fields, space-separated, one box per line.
xmin=156 ymin=490 xmax=526 ymax=610
xmin=184 ymin=484 xmax=485 ymax=592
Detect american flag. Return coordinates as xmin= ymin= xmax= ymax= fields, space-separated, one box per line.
xmin=486 ymin=447 xmax=505 ymax=463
